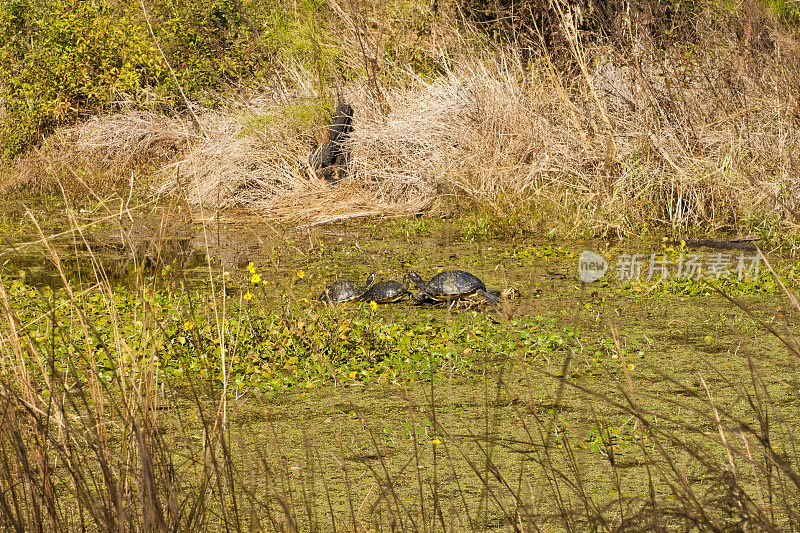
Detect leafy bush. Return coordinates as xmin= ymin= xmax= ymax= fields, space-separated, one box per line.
xmin=0 ymin=0 xmax=160 ymax=158
xmin=763 ymin=0 xmax=800 ymax=26
xmin=146 ymin=0 xmax=268 ymax=100
xmin=0 ymin=0 xmax=334 ymax=159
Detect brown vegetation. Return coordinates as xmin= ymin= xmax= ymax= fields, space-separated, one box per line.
xmin=2 ymin=1 xmax=799 ymax=234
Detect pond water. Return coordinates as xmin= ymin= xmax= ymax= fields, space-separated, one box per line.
xmin=3 ymin=201 xmax=799 ymax=528
xmin=0 ymin=205 xmax=791 ymax=304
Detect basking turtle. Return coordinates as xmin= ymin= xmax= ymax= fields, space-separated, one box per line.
xmin=361 ymin=280 xmax=408 ymax=304
xmin=320 ymin=273 xmax=375 ymax=305
xmin=405 ymin=270 xmax=499 ymax=306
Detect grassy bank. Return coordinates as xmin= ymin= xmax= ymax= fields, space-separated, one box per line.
xmin=0 ymin=0 xmax=798 ymax=239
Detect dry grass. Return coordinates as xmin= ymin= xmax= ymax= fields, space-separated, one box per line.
xmin=3 ymin=1 xmax=800 ymax=233
xmin=347 ymin=60 xmax=564 ymax=211
xmin=0 ymin=111 xmax=189 ymax=194
xmin=346 ymin=34 xmax=800 ymax=234
xmin=159 ymin=104 xmax=317 ymax=209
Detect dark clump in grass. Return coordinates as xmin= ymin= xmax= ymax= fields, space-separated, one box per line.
xmin=2 ymin=0 xmax=800 ymax=241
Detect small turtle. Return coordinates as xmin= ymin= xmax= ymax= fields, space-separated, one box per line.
xmin=320 ymin=273 xmax=375 ymax=305
xmin=405 ymin=270 xmax=500 ymax=306
xmin=361 ymin=280 xmax=408 ymax=304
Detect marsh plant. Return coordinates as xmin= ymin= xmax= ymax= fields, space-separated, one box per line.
xmin=2 ymin=1 xmax=800 ymax=527
xmin=0 ymin=200 xmax=799 ymax=531
xmin=2 ymin=0 xmax=800 ymax=239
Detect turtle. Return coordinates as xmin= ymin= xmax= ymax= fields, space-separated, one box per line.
xmin=404 ymin=270 xmax=500 ymax=306
xmin=320 ymin=273 xmax=375 ymax=305
xmin=361 ymin=280 xmax=408 ymax=304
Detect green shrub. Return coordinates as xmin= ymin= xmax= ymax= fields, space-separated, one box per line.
xmin=148 ymin=0 xmax=265 ymax=100
xmin=760 ymin=0 xmax=800 ymax=25
xmin=0 ymin=0 xmax=335 ymax=159
xmin=0 ymin=0 xmax=160 ymax=158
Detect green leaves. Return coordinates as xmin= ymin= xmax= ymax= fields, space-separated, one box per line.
xmin=4 ymin=275 xmax=577 ymax=394
xmin=0 ymin=0 xmax=333 ymax=158
xmin=0 ymin=0 xmax=160 ymax=157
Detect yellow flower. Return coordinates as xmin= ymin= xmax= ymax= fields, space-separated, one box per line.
xmin=184 ymin=321 xmax=194 ymax=330
xmin=431 ymin=438 xmax=441 ymax=445
xmin=369 ymin=301 xmax=378 ymax=311
xmin=250 ymin=273 xmax=261 ymax=284
xmin=243 ymin=291 xmax=253 ymax=301
xmin=296 ymin=269 xmax=305 ymax=279
xmin=246 ymin=262 xmax=255 ymax=274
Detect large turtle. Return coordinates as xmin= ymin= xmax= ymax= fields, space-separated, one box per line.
xmin=320 ymin=273 xmax=375 ymax=305
xmin=405 ymin=270 xmax=499 ymax=306
xmin=361 ymin=280 xmax=408 ymax=304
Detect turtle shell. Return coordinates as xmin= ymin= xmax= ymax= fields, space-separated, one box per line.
xmin=320 ymin=273 xmax=375 ymax=304
xmin=362 ymin=280 xmax=407 ymax=303
xmin=423 ymin=270 xmax=486 ymax=300
xmin=320 ymin=280 xmax=359 ymax=304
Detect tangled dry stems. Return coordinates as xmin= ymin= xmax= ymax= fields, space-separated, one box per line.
xmin=3 ymin=5 xmax=799 ymax=231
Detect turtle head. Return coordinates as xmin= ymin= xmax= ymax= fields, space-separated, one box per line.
xmin=411 ymin=290 xmax=428 ymax=304
xmin=353 ymin=273 xmax=376 ymax=299
xmin=319 ymin=289 xmax=333 ymax=305
xmin=404 ymin=270 xmax=424 ymax=288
